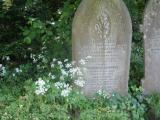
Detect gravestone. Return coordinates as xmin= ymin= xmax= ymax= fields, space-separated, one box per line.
xmin=72 ymin=0 xmax=132 ymax=96
xmin=142 ymin=0 xmax=160 ymax=94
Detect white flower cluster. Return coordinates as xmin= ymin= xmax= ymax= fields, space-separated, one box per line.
xmin=50 ymin=58 xmax=63 ymax=68
xmin=35 ymin=78 xmax=50 ymax=95
xmin=97 ymin=90 xmax=111 ymax=99
xmin=66 ymin=63 xmax=72 ymax=68
xmin=30 ymin=54 xmax=37 ymax=63
xmin=30 ymin=53 xmax=47 ymax=64
xmin=15 ymin=68 xmax=22 ymax=73
xmin=79 ymin=56 xmax=92 ymax=65
xmin=69 ymin=67 xmax=83 ymax=78
xmin=0 ymin=64 xmax=6 ymax=76
xmin=2 ymin=56 xmax=10 ymax=61
xmin=50 ymin=59 xmax=73 ymax=81
xmin=49 ymin=56 xmax=92 ymax=91
xmin=79 ymin=59 xmax=85 ymax=65
xmin=48 ymin=73 xmax=56 ymax=79
xmin=74 ymin=78 xmax=85 ymax=88
xmin=11 ymin=67 xmax=22 ymax=77
xmin=72 ymin=56 xmax=92 ymax=88
xmin=57 ymin=9 xmax=62 ymax=15
xmin=54 ymin=82 xmax=72 ymax=97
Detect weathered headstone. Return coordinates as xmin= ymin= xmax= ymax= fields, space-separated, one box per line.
xmin=72 ymin=0 xmax=132 ymax=96
xmin=142 ymin=0 xmax=160 ymax=94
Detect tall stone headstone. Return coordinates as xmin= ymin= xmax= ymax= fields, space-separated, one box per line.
xmin=72 ymin=0 xmax=132 ymax=96
xmin=143 ymin=0 xmax=160 ymax=94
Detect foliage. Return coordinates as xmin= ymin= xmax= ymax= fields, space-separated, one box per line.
xmin=0 ymin=57 xmax=147 ymax=120
xmin=0 ymin=0 xmax=160 ymax=119
xmin=0 ymin=0 xmax=80 ymax=64
xmin=124 ymin=0 xmax=146 ymax=86
xmin=145 ymin=94 xmax=160 ymax=120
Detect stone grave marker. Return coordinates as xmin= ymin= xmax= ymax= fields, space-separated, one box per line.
xmin=142 ymin=0 xmax=160 ymax=94
xmin=72 ymin=0 xmax=132 ymax=96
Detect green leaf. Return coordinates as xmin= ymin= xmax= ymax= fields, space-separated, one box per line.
xmin=24 ymin=37 xmax=32 ymax=44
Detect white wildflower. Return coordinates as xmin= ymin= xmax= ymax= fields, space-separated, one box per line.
xmin=15 ymin=68 xmax=22 ymax=73
xmin=66 ymin=63 xmax=72 ymax=68
xmin=15 ymin=68 xmax=20 ymax=73
xmin=63 ymin=83 xmax=69 ymax=88
xmin=0 ymin=65 xmax=6 ymax=76
xmin=30 ymin=54 xmax=35 ymax=59
xmin=35 ymin=78 xmax=45 ymax=86
xmin=61 ymin=69 xmax=68 ymax=76
xmin=48 ymin=73 xmax=51 ymax=77
xmin=51 ymin=63 xmax=55 ymax=68
xmin=97 ymin=90 xmax=107 ymax=98
xmin=112 ymin=93 xmax=115 ymax=97
xmin=37 ymin=65 xmax=40 ymax=69
xmin=76 ymin=67 xmax=83 ymax=76
xmin=33 ymin=58 xmax=37 ymax=63
xmin=58 ymin=61 xmax=62 ymax=65
xmin=42 ymin=58 xmax=47 ymax=63
xmin=41 ymin=46 xmax=47 ymax=50
xmin=35 ymin=78 xmax=50 ymax=95
xmin=97 ymin=90 xmax=111 ymax=99
xmin=2 ymin=56 xmax=10 ymax=61
xmin=15 ymin=68 xmax=19 ymax=73
xmin=30 ymin=54 xmax=37 ymax=63
xmin=70 ymin=67 xmax=82 ymax=76
xmin=51 ymin=75 xmax=56 ymax=79
xmin=54 ymin=82 xmax=72 ymax=97
xmin=55 ymin=82 xmax=69 ymax=89
xmin=79 ymin=59 xmax=85 ymax=65
xmin=64 ymin=59 xmax=68 ymax=62
xmin=58 ymin=9 xmax=62 ymax=14
xmin=86 ymin=56 xmax=92 ymax=59
xmin=52 ymin=58 xmax=57 ymax=62
xmin=60 ymin=76 xmax=64 ymax=80
xmin=55 ymin=36 xmax=60 ymax=40
xmin=55 ymin=82 xmax=63 ymax=89
xmin=35 ymin=88 xmax=48 ymax=95
xmin=51 ymin=22 xmax=55 ymax=25
xmin=6 ymin=56 xmax=10 ymax=61
xmin=38 ymin=54 xmax=43 ymax=59
xmin=71 ymin=67 xmax=78 ymax=74
xmin=2 ymin=67 xmax=6 ymax=75
xmin=12 ymin=73 xmax=15 ymax=77
xmin=74 ymin=79 xmax=85 ymax=87
xmin=97 ymin=90 xmax=103 ymax=95
xmin=61 ymin=87 xmax=72 ymax=97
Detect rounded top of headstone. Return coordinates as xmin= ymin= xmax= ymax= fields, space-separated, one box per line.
xmin=143 ymin=0 xmax=160 ymax=33
xmin=72 ymin=0 xmax=132 ymax=44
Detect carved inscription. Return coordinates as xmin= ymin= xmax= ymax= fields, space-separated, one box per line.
xmin=72 ymin=0 xmax=132 ymax=96
xmin=84 ymin=41 xmax=127 ymax=93
xmin=150 ymin=30 xmax=160 ymax=51
xmin=143 ymin=0 xmax=160 ymax=94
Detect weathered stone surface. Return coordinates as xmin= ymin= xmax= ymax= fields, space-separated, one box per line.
xmin=72 ymin=0 xmax=132 ymax=96
xmin=143 ymin=0 xmax=160 ymax=94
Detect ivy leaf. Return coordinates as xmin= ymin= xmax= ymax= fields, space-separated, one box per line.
xmin=24 ymin=37 xmax=32 ymax=44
